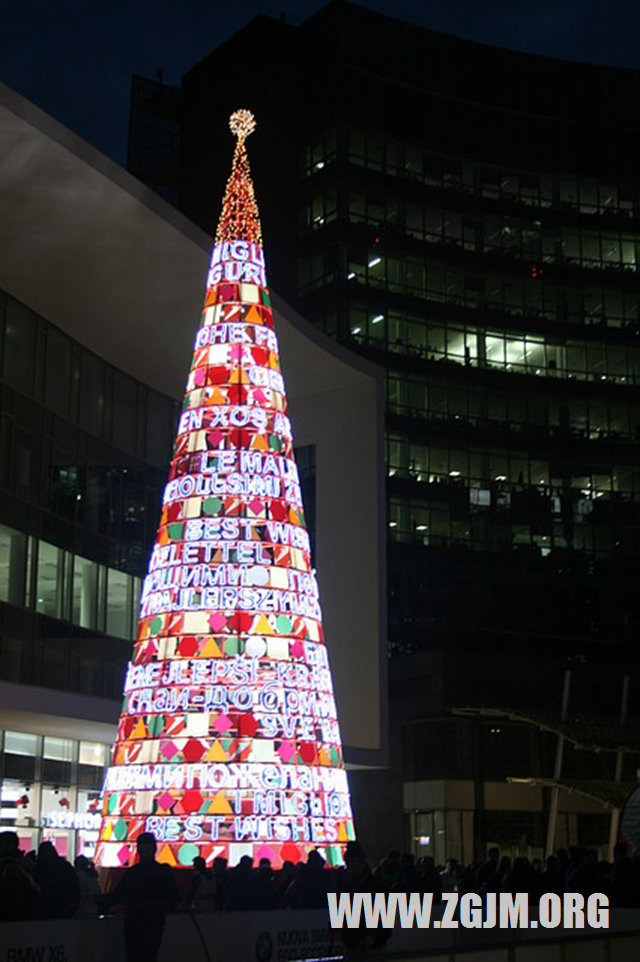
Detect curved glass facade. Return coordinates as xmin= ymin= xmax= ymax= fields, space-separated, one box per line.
xmin=0 ymin=289 xmax=179 ymax=698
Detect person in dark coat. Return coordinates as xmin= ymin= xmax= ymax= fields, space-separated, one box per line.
xmin=287 ymin=849 xmax=330 ymax=908
xmin=211 ymin=856 xmax=230 ymax=910
xmin=187 ymin=856 xmax=217 ymax=913
xmin=225 ymin=855 xmax=254 ymax=910
xmin=336 ymin=841 xmax=391 ymax=952
xmin=251 ymin=858 xmax=277 ymax=910
xmin=0 ymin=832 xmax=40 ymax=920
xmin=35 ymin=841 xmax=81 ymax=919
xmin=102 ymin=832 xmax=178 ymax=962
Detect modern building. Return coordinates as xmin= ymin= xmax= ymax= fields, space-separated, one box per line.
xmin=128 ymin=0 xmax=640 ymax=862
xmin=0 ymin=80 xmax=385 ymax=861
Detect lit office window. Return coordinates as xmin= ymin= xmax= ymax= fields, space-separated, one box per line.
xmin=71 ymin=556 xmax=98 ymax=630
xmin=106 ymin=568 xmax=133 ymax=639
xmin=78 ymin=742 xmax=107 ymax=791
xmin=43 ymin=737 xmax=73 ymax=763
xmin=36 ymin=542 xmax=65 ymax=619
xmin=79 ymin=741 xmax=106 ymax=768
xmin=3 ymin=731 xmax=38 ymax=783
xmin=4 ymin=731 xmax=38 ymax=757
xmin=0 ymin=524 xmax=27 ymax=606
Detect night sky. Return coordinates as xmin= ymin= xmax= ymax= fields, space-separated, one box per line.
xmin=3 ymin=0 xmax=640 ymax=165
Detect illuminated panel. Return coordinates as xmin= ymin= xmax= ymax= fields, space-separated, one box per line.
xmin=95 ymin=111 xmax=356 ymax=870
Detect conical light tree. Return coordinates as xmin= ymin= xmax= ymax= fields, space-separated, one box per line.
xmin=96 ymin=111 xmax=356 ymax=870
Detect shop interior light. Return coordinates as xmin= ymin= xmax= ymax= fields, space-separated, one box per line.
xmin=368 ymin=256 xmax=382 ymax=268
xmin=372 ymin=314 xmax=384 ymax=323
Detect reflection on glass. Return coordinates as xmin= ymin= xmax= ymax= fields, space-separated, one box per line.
xmin=3 ymin=299 xmax=36 ymax=394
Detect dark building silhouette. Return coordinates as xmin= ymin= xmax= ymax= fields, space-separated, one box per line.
xmin=129 ymin=0 xmax=640 ymax=862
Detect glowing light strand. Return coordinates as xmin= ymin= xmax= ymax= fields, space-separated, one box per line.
xmin=215 ymin=110 xmax=262 ymax=246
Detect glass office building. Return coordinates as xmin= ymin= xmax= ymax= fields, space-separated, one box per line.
xmin=127 ymin=1 xmax=640 ymax=859
xmin=0 ymin=289 xmax=176 ymax=696
xmin=0 ymin=289 xmax=177 ymax=857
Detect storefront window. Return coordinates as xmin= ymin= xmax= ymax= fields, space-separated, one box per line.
xmin=0 ymin=730 xmax=110 ymax=860
xmin=1 ymin=778 xmax=38 ymax=850
xmin=76 ymin=789 xmax=102 ymax=858
xmin=41 ymin=784 xmax=73 ymax=858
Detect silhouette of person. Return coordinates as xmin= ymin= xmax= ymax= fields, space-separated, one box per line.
xmin=475 ymin=846 xmax=500 ymax=893
xmin=103 ymin=832 xmax=177 ymax=962
xmin=74 ymin=854 xmax=100 ymax=918
xmin=336 ymin=841 xmax=390 ymax=952
xmin=287 ymin=849 xmax=330 ymax=908
xmin=35 ymin=841 xmax=81 ymax=919
xmin=211 ymin=856 xmax=230 ymax=910
xmin=225 ymin=854 xmax=254 ymax=910
xmin=0 ymin=832 xmax=40 ymax=920
xmin=252 ymin=858 xmax=277 ymax=910
xmin=188 ymin=856 xmax=217 ymax=913
xmin=416 ymin=856 xmax=442 ymax=901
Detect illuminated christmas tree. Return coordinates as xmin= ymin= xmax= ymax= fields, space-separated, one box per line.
xmin=96 ymin=110 xmax=356 ymax=870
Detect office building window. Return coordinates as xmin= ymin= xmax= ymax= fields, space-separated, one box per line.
xmin=106 ymin=568 xmax=133 ymax=639
xmin=36 ymin=542 xmax=65 ymax=620
xmin=71 ymin=556 xmax=99 ymax=630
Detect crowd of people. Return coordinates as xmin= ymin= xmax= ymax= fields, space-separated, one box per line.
xmin=2 ymin=831 xmax=640 ymax=920
xmin=404 ymin=843 xmax=640 ymax=907
xmin=0 ymin=831 xmax=100 ymax=921
xmin=1 ymin=831 xmax=640 ymax=958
